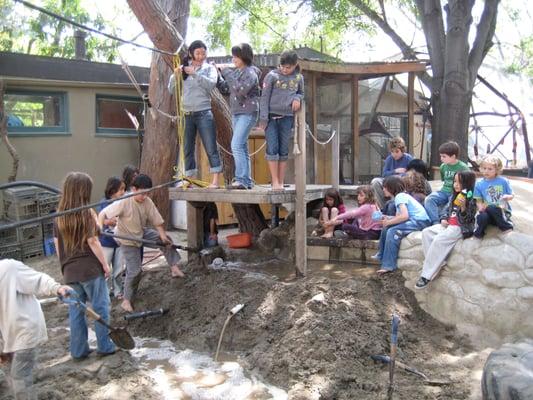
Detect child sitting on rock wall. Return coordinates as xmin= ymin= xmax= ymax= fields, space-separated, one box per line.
xmin=415 ymin=171 xmax=477 ymax=289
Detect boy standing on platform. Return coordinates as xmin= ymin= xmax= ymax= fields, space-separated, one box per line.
xmin=424 ymin=141 xmax=469 ymax=224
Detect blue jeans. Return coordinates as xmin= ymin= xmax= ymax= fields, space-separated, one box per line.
xmin=68 ymin=275 xmax=115 ymax=358
xmin=265 ymin=115 xmax=294 ymax=161
xmin=376 ymin=219 xmax=430 ymax=271
xmin=424 ymin=190 xmax=451 ymax=224
xmin=184 ymin=110 xmax=222 ymax=176
xmin=232 ymin=113 xmax=257 ymax=188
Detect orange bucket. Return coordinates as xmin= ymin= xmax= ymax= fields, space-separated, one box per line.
xmin=226 ymin=232 xmax=252 ymax=248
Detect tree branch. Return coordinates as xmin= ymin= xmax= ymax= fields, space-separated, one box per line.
xmin=413 ymin=0 xmax=446 ymax=81
xmin=347 ymin=0 xmax=432 ymax=88
xmin=469 ymin=0 xmax=499 ymax=82
xmin=0 ymin=80 xmax=20 ymax=182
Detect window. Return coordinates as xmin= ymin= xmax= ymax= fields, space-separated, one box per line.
xmin=5 ymin=90 xmax=68 ymax=134
xmin=96 ymin=95 xmax=144 ymax=136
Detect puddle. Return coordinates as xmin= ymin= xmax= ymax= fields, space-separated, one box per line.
xmin=130 ymin=338 xmax=287 ymax=400
xmin=211 ymin=259 xmax=376 ymax=282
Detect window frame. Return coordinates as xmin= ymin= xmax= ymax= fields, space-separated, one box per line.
xmin=5 ymin=89 xmax=69 ymax=136
xmin=95 ymin=94 xmax=144 ymax=137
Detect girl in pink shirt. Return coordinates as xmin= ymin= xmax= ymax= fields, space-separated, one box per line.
xmin=329 ymin=185 xmax=382 ymax=240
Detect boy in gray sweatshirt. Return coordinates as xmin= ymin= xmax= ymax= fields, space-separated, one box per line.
xmin=259 ymin=50 xmax=304 ymax=190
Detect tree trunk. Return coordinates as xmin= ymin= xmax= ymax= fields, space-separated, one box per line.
xmin=0 ymin=80 xmax=20 ymax=182
xmin=128 ymin=0 xmax=267 ymax=234
xmin=127 ymin=0 xmax=190 ymax=223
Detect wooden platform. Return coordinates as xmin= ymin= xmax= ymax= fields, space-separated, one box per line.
xmin=169 ymin=184 xmax=334 ymax=204
xmin=169 ymin=184 xmax=361 ymax=204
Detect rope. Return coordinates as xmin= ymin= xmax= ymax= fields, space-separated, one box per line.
xmin=293 ymin=113 xmax=301 ymax=155
xmin=0 ymin=179 xmax=181 ymax=231
xmin=216 ymin=140 xmax=267 ymax=158
xmin=305 ymin=124 xmax=337 ymax=146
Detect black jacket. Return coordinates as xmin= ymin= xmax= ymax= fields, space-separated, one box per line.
xmin=441 ymin=193 xmax=477 ymax=238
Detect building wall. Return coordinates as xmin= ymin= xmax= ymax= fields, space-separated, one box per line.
xmin=1 ymin=82 xmax=140 ymax=201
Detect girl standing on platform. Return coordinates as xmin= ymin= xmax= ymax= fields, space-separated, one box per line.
xmin=329 ymin=185 xmax=382 ymax=240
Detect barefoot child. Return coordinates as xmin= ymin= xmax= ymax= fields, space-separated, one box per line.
xmin=374 ymin=176 xmax=430 ymax=275
xmin=54 ymin=172 xmax=116 ymax=359
xmin=98 ymin=174 xmax=185 ymax=313
xmin=415 ymin=171 xmax=477 ymax=289
xmin=473 ymin=155 xmax=514 ymax=238
xmin=259 ymin=50 xmax=304 ymax=190
xmin=328 ymin=185 xmax=381 ymax=240
xmin=317 ymin=188 xmax=345 ymax=238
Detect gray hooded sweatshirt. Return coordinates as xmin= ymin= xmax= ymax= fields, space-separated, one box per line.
xmin=221 ymin=65 xmax=261 ymax=115
xmin=168 ymin=61 xmax=218 ymax=112
xmin=259 ymin=67 xmax=304 ymax=122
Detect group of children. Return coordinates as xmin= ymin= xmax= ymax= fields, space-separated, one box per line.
xmin=170 ymin=40 xmax=303 ymax=191
xmin=316 ymin=137 xmax=515 ymax=288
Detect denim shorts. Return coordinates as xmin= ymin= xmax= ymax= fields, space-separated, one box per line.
xmin=265 ymin=115 xmax=294 ymax=161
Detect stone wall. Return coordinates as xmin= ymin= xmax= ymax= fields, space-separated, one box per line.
xmin=398 ymin=229 xmax=533 ymax=346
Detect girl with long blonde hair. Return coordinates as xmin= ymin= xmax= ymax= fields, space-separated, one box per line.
xmin=54 ymin=172 xmax=115 ymax=359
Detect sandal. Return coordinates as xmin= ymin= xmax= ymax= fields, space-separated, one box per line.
xmin=207 ymin=184 xmax=220 ymax=189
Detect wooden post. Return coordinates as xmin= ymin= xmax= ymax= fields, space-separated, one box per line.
xmin=186 ymin=201 xmax=204 ymax=261
xmin=310 ymin=72 xmax=318 ymax=183
xmin=408 ymin=72 xmax=415 ymax=153
xmin=295 ymin=103 xmax=307 ymax=277
xmin=331 ymin=119 xmax=340 ymax=189
xmin=352 ymin=75 xmax=360 ymax=183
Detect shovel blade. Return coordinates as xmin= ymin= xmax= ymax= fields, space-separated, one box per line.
xmin=109 ymin=328 xmax=135 ymax=350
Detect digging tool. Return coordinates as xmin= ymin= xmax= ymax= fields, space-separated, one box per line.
xmin=371 ymin=355 xmax=452 ymax=386
xmin=60 ymin=296 xmax=135 ymax=350
xmin=388 ymin=313 xmax=400 ymax=397
xmin=100 ymin=231 xmax=199 ymax=252
xmin=124 ymin=308 xmax=169 ymax=321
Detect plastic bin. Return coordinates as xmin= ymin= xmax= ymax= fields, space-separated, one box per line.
xmin=226 ymin=232 xmax=252 ymax=248
xmin=43 ymin=237 xmax=56 ymax=256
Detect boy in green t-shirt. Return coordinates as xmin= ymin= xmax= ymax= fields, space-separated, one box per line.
xmin=424 ymin=141 xmax=469 ymax=224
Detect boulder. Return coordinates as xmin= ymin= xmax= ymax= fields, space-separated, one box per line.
xmin=481 ymin=340 xmax=533 ymax=400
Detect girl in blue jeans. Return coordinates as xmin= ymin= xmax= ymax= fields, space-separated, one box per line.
xmin=375 ymin=175 xmax=431 ymax=275
xmin=220 ymin=43 xmax=261 ymax=189
xmin=54 ymin=172 xmax=115 ymax=359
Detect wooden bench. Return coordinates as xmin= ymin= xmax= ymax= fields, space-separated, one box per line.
xmin=307 ymin=237 xmax=379 ymax=264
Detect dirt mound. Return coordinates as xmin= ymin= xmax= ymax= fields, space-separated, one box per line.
xmin=1 ymin=256 xmax=488 ymax=399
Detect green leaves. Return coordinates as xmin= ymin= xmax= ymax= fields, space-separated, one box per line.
xmin=0 ymin=0 xmax=118 ymax=62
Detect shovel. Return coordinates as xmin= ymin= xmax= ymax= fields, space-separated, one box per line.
xmin=100 ymin=231 xmax=199 ymax=252
xmin=60 ymin=295 xmax=135 ymax=350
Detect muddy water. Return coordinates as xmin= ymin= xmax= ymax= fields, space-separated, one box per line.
xmin=211 ymin=259 xmax=377 ymax=282
xmin=130 ymin=338 xmax=288 ymax=400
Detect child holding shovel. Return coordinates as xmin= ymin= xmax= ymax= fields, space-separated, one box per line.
xmin=54 ymin=172 xmax=116 ymax=359
xmin=98 ymin=174 xmax=185 ymax=313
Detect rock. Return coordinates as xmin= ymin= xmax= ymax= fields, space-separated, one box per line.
xmin=517 ymin=287 xmax=533 ymax=300
xmin=481 ymin=270 xmax=525 ymax=289
xmin=482 ymin=340 xmax=533 ymax=400
xmin=257 ymin=228 xmax=277 ymax=252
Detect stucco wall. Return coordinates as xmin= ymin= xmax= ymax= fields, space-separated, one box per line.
xmin=1 ymin=82 xmax=139 ymax=201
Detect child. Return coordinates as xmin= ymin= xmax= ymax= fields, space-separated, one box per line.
xmin=219 ymin=43 xmax=261 ymax=189
xmin=371 ymin=136 xmax=413 ymax=210
xmin=54 ymin=172 xmax=116 ymax=359
xmin=406 ymin=158 xmax=432 ymax=196
xmin=203 ymin=202 xmax=219 ymax=247
xmin=97 ymin=176 xmax=126 ymax=299
xmin=314 ymin=188 xmax=345 ymax=238
xmin=415 ymin=171 xmax=477 ymax=289
xmin=259 ymin=50 xmax=304 ymax=191
xmin=169 ymin=40 xmax=222 ymax=188
xmin=0 ymin=259 xmax=71 ymax=399
xmin=98 ymin=174 xmax=185 ymax=313
xmin=473 ymin=155 xmax=514 ymax=238
xmin=424 ymin=141 xmax=469 ymax=224
xmin=374 ymin=176 xmax=430 ymax=275
xmin=122 ymin=164 xmax=139 ymax=193
xmin=329 ymin=185 xmax=382 ymax=240
xmin=402 ymin=170 xmax=428 ymax=205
